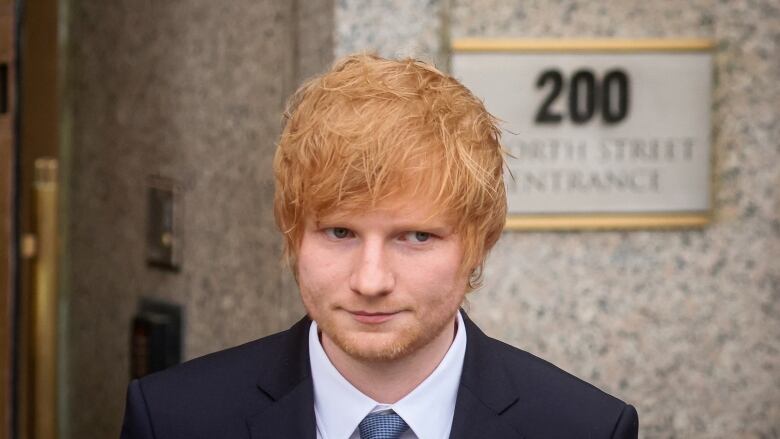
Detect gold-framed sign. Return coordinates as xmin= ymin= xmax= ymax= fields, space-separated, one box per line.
xmin=451 ymin=39 xmax=715 ymax=230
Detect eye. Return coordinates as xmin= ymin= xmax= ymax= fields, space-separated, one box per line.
xmin=403 ymin=231 xmax=431 ymax=243
xmin=324 ymin=227 xmax=353 ymax=239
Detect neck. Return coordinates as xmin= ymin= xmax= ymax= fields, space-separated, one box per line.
xmin=321 ymin=317 xmax=457 ymax=404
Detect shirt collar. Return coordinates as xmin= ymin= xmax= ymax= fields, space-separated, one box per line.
xmin=309 ymin=311 xmax=467 ymax=439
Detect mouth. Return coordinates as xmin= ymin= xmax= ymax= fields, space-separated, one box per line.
xmin=347 ymin=310 xmax=400 ymax=324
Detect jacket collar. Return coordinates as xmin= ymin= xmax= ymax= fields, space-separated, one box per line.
xmin=246 ymin=312 xmax=523 ymax=439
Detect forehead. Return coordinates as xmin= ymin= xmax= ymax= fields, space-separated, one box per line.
xmin=315 ymin=193 xmax=457 ymax=228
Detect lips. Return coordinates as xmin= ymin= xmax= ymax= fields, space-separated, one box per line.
xmin=349 ymin=310 xmax=398 ymax=324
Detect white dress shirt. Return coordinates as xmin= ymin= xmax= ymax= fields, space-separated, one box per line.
xmin=309 ymin=311 xmax=467 ymax=439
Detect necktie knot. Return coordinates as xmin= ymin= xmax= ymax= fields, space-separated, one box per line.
xmin=358 ymin=411 xmax=409 ymax=439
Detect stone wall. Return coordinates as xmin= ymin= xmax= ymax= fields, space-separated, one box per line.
xmin=62 ymin=1 xmax=332 ymax=437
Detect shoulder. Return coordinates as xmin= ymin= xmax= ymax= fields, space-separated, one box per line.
xmin=123 ymin=317 xmax=311 ymax=438
xmin=463 ymin=319 xmax=638 ymax=438
xmin=491 ymin=335 xmax=628 ymax=409
xmin=139 ymin=332 xmax=276 ymax=398
xmin=143 ymin=316 xmax=307 ymax=392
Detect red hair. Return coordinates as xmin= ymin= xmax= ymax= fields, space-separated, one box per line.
xmin=273 ymin=54 xmax=507 ymax=290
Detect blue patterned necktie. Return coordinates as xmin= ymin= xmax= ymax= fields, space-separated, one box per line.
xmin=358 ymin=411 xmax=409 ymax=439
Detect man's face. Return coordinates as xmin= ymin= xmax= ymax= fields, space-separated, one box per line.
xmin=296 ymin=195 xmax=469 ymax=363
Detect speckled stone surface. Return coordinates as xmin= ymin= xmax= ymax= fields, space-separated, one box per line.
xmin=337 ymin=0 xmax=780 ymax=437
xmin=296 ymin=0 xmax=336 ymax=83
xmin=63 ymin=1 xmax=332 ymax=437
xmin=335 ymin=0 xmax=444 ymax=66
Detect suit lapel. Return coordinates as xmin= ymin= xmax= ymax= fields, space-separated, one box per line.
xmin=246 ymin=316 xmax=317 ymax=439
xmin=449 ymin=312 xmax=524 ymax=439
xmin=449 ymin=386 xmax=523 ymax=439
xmin=246 ymin=378 xmax=316 ymax=439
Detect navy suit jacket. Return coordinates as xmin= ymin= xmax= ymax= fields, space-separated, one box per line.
xmin=121 ymin=313 xmax=638 ymax=438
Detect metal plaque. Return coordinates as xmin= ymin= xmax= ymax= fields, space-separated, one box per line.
xmin=452 ymin=39 xmax=714 ymax=230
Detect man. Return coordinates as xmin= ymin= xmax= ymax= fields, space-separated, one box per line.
xmin=121 ymin=54 xmax=638 ymax=439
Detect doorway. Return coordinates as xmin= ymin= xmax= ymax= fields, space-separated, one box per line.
xmin=2 ymin=0 xmax=62 ymax=438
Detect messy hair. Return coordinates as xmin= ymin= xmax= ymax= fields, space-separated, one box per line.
xmin=273 ymin=54 xmax=507 ymax=291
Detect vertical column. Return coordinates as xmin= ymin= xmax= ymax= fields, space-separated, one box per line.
xmin=31 ymin=159 xmax=59 ymax=439
xmin=18 ymin=0 xmax=60 ymax=437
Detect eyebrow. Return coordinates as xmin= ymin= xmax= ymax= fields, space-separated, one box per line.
xmin=396 ymin=221 xmax=453 ymax=234
xmin=316 ymin=216 xmax=454 ymax=235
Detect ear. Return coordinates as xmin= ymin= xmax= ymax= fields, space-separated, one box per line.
xmin=466 ymin=263 xmax=484 ymax=292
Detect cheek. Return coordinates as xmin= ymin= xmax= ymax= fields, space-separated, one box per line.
xmin=296 ymin=246 xmax=344 ymax=301
xmin=432 ymin=244 xmax=466 ymax=282
xmin=296 ymin=260 xmax=330 ymax=318
xmin=406 ymin=251 xmax=467 ymax=300
xmin=296 ymin=246 xmax=322 ymax=298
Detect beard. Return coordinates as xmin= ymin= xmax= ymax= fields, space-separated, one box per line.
xmin=320 ymin=315 xmax=451 ymax=362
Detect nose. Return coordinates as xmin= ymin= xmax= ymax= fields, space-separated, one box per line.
xmin=349 ymin=239 xmax=395 ymax=296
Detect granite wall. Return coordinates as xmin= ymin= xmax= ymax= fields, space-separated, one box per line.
xmin=61 ymin=1 xmax=332 ymax=437
xmin=335 ymin=0 xmax=779 ymax=437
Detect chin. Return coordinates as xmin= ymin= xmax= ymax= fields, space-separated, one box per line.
xmin=330 ymin=327 xmax=427 ymax=363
